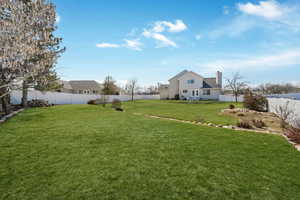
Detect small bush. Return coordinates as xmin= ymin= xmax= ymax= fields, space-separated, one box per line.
xmin=252 ymin=119 xmax=266 ymax=128
xmin=243 ymin=89 xmax=268 ymax=112
xmin=237 ymin=120 xmax=252 ymax=129
xmin=28 ymin=99 xmax=51 ymax=107
xmin=284 ymin=127 xmax=300 ymax=144
xmin=237 ymin=113 xmax=245 ymax=117
xmin=111 ymin=99 xmax=122 ymax=109
xmin=87 ymin=99 xmax=97 ymax=105
xmin=174 ymin=94 xmax=180 ymax=100
xmin=115 ymin=107 xmax=124 ymax=112
xmin=229 ymin=104 xmax=235 ymax=109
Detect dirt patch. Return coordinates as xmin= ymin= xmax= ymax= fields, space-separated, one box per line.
xmin=221 ymin=108 xmax=283 ymax=134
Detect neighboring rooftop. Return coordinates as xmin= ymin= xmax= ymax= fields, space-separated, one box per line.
xmin=68 ymin=80 xmax=102 ymax=91
xmin=203 ymin=78 xmax=217 ymax=88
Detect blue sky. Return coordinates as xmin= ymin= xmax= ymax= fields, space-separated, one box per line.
xmin=53 ymin=0 xmax=300 ymax=87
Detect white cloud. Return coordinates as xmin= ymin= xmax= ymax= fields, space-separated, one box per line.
xmin=96 ymin=43 xmax=120 ymax=48
xmin=143 ymin=30 xmax=177 ymax=48
xmin=141 ymin=19 xmax=185 ymax=48
xmin=208 ymin=0 xmax=300 ymax=38
xmin=195 ymin=34 xmax=202 ymax=40
xmin=237 ymin=0 xmax=284 ymax=20
xmin=123 ymin=39 xmax=142 ymax=51
xmin=153 ymin=20 xmax=187 ymax=33
xmin=96 ymin=40 xmax=143 ymax=51
xmin=201 ymin=49 xmax=300 ymax=72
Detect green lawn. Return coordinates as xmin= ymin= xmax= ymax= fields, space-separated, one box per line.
xmin=124 ymin=100 xmax=241 ymax=125
xmin=1 ymin=103 xmax=300 ymax=200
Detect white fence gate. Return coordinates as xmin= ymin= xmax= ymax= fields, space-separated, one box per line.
xmin=10 ymin=90 xmax=160 ymax=105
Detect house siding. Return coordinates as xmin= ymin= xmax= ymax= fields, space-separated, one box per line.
xmin=178 ymin=72 xmax=203 ymax=99
xmin=160 ymin=70 xmax=222 ymax=100
xmin=168 ymin=79 xmax=179 ymax=99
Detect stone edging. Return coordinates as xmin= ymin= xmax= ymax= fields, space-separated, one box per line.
xmin=133 ymin=113 xmax=300 ymax=152
xmin=0 ymin=108 xmax=25 ymax=124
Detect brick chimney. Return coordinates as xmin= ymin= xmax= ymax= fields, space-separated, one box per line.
xmin=216 ymin=71 xmax=222 ymax=88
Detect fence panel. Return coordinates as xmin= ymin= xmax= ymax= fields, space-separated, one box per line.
xmin=218 ymin=95 xmax=244 ymax=102
xmin=11 ymin=90 xmax=160 ymax=105
xmin=267 ymin=98 xmax=300 ymax=127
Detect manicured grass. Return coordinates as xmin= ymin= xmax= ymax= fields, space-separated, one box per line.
xmin=124 ymin=100 xmax=241 ymax=125
xmin=0 ymin=104 xmax=300 ymax=200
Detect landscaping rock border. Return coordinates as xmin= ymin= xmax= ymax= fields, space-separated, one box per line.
xmin=0 ymin=109 xmax=24 ymax=124
xmin=133 ymin=113 xmax=300 ymax=152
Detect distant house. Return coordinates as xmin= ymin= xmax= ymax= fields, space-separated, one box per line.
xmin=159 ymin=70 xmax=222 ymax=100
xmin=57 ymin=80 xmax=102 ymax=94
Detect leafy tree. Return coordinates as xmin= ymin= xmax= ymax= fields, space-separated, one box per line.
xmin=19 ymin=0 xmax=65 ymax=107
xmin=0 ymin=0 xmax=64 ymax=111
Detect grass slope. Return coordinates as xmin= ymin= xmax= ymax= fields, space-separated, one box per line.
xmin=0 ymin=104 xmax=300 ymax=200
xmin=124 ymin=100 xmax=241 ymax=125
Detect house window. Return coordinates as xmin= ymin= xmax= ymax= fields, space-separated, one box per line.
xmin=192 ymin=90 xmax=195 ymax=96
xmin=203 ymin=89 xmax=211 ymax=95
xmin=187 ymin=79 xmax=195 ymax=84
xmin=79 ymin=90 xmax=83 ymax=94
xmin=182 ymin=90 xmax=188 ymax=93
xmin=93 ymin=90 xmax=97 ymax=94
xmin=196 ymin=90 xmax=199 ymax=96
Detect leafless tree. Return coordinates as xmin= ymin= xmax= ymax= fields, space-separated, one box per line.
xmin=257 ymin=83 xmax=299 ymax=94
xmin=225 ymin=72 xmax=248 ymax=103
xmin=125 ymin=79 xmax=138 ymax=101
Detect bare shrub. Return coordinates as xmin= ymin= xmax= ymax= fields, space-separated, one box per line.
xmin=284 ymin=127 xmax=300 ymax=144
xmin=237 ymin=113 xmax=245 ymax=117
xmin=87 ymin=100 xmax=97 ymax=105
xmin=252 ymin=119 xmax=266 ymax=128
xmin=28 ymin=99 xmax=51 ymax=107
xmin=237 ymin=120 xmax=252 ymax=129
xmin=243 ymin=89 xmax=268 ymax=112
xmin=275 ymin=101 xmax=295 ymax=128
xmin=229 ymin=104 xmax=235 ymax=109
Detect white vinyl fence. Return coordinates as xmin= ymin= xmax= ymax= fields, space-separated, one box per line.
xmin=268 ymin=98 xmax=300 ymax=127
xmin=218 ymin=95 xmax=244 ymax=102
xmin=11 ymin=90 xmax=160 ymax=105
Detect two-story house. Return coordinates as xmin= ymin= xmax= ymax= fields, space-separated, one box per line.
xmin=159 ymin=70 xmax=222 ymax=100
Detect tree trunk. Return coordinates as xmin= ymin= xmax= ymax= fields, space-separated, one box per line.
xmin=0 ymin=87 xmax=11 ymax=115
xmin=21 ymin=80 xmax=29 ymax=107
xmin=235 ymin=93 xmax=238 ymax=103
xmin=1 ymin=94 xmax=11 ymax=115
xmin=131 ymin=90 xmax=134 ymax=102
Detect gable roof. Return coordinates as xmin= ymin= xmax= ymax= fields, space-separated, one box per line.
xmin=168 ymin=70 xmax=188 ymax=81
xmin=203 ymin=78 xmax=217 ymax=88
xmin=169 ymin=70 xmax=203 ymax=81
xmin=69 ymin=80 xmax=102 ymax=91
